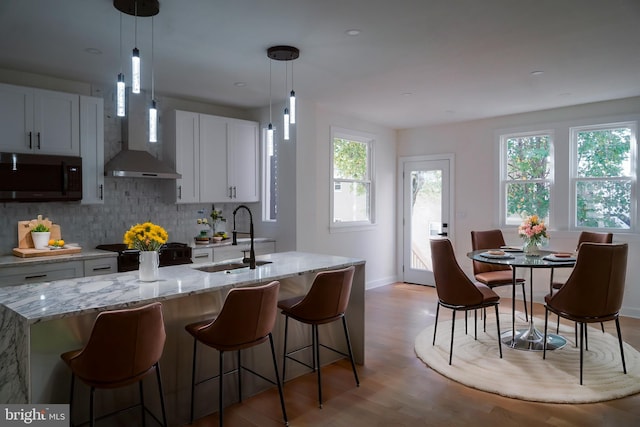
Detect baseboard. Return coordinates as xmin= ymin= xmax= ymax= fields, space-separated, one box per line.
xmin=366 ymin=275 xmax=398 ymax=290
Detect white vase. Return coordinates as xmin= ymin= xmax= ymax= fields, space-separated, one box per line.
xmin=139 ymin=251 xmax=159 ymax=282
xmin=31 ymin=231 xmax=51 ymax=249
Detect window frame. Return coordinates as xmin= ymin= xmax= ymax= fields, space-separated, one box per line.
xmin=499 ymin=129 xmax=555 ymax=227
xmin=330 ymin=126 xmax=376 ymax=232
xmin=569 ymin=121 xmax=637 ymax=232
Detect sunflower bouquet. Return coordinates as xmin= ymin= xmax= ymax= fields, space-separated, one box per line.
xmin=123 ymin=222 xmax=168 ymax=251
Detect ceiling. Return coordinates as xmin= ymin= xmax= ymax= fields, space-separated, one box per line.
xmin=1 ymin=0 xmax=639 ymax=130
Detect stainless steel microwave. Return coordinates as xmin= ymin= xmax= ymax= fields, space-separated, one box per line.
xmin=0 ymin=152 xmax=82 ymax=202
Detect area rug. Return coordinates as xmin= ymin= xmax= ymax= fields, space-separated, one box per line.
xmin=414 ymin=312 xmax=640 ymax=403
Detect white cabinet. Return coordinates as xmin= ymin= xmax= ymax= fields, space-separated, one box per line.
xmin=79 ymin=96 xmax=105 ymax=204
xmin=0 ymin=83 xmax=79 ymax=155
xmin=213 ymin=241 xmax=276 ymax=262
xmin=164 ymin=110 xmax=259 ymax=203
xmin=191 ymin=247 xmax=213 ymax=264
xmin=84 ymin=258 xmax=117 ymax=276
xmin=0 ymin=261 xmax=84 ymax=287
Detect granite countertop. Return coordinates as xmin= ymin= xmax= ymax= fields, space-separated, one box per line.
xmin=0 ymin=248 xmax=117 ymax=268
xmin=0 ymin=251 xmax=364 ymax=324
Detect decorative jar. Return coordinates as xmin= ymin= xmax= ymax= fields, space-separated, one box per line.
xmin=139 ymin=251 xmax=159 ymax=282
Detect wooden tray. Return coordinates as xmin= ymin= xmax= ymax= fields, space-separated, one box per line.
xmin=12 ymin=246 xmax=81 ymax=258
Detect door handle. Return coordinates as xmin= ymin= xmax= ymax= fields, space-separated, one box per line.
xmin=437 ymin=232 xmax=448 ymax=236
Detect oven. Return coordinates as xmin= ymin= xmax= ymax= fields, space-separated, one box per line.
xmin=96 ymin=242 xmax=193 ymax=272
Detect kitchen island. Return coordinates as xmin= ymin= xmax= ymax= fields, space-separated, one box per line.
xmin=0 ymin=251 xmax=365 ymax=425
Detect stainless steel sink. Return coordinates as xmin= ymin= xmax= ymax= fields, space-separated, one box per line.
xmin=196 ymin=260 xmax=272 ymax=273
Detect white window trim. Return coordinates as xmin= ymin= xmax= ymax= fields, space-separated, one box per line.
xmin=498 ymin=129 xmax=555 ymax=227
xmin=569 ymin=121 xmax=637 ymax=232
xmin=330 ymin=126 xmax=376 ymax=232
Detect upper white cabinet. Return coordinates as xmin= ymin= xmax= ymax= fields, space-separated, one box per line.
xmin=0 ymin=83 xmax=79 ymax=155
xmin=165 ymin=110 xmax=259 ymax=204
xmin=79 ymin=96 xmax=105 ymax=204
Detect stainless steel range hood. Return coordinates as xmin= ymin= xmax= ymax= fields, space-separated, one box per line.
xmin=104 ymin=91 xmax=181 ymax=179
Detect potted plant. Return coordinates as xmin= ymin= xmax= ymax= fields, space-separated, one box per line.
xmin=31 ymin=223 xmax=51 ymax=249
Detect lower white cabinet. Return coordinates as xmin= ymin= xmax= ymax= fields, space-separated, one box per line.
xmin=214 ymin=241 xmax=276 ymax=262
xmin=1 ymin=261 xmax=84 ymax=286
xmin=191 ymin=247 xmax=213 ymax=264
xmin=84 ymin=258 xmax=117 ymax=276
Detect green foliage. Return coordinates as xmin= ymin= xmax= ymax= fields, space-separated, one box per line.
xmin=333 ymin=138 xmax=367 ymax=180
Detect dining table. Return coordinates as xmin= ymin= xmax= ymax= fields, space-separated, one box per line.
xmin=467 ymin=248 xmax=576 ymax=351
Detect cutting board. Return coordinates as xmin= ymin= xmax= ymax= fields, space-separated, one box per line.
xmin=17 ymin=219 xmax=62 ymax=249
xmin=13 ymin=246 xmax=81 ymax=258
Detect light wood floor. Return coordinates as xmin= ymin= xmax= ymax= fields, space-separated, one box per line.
xmin=186 ymin=283 xmax=640 ymax=427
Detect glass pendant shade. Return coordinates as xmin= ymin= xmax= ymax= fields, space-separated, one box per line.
xmin=132 ymin=47 xmax=141 ymax=94
xmin=149 ymin=100 xmax=157 ymax=143
xmin=283 ymin=108 xmax=290 ymax=140
xmin=267 ymin=123 xmax=274 ymax=147
xmin=116 ymin=73 xmax=126 ymax=117
xmin=289 ymin=90 xmax=296 ymax=124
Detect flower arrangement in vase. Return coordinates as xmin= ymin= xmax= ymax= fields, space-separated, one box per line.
xmin=518 ymin=214 xmax=549 ymax=256
xmin=123 ymin=222 xmax=168 ymax=281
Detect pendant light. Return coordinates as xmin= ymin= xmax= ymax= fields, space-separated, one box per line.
xmin=149 ymin=16 xmax=157 ymax=143
xmin=267 ymin=58 xmax=274 ymax=147
xmin=131 ymin=2 xmax=140 ymax=94
xmin=267 ymin=46 xmax=300 ymax=141
xmin=116 ymin=13 xmax=125 ymax=117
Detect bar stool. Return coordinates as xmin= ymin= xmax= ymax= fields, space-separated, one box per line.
xmin=60 ymin=302 xmax=167 ymax=427
xmin=185 ymin=281 xmax=288 ymax=426
xmin=278 ymin=265 xmax=359 ymax=408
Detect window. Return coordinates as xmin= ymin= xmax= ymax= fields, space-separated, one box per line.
xmin=262 ymin=127 xmax=277 ymax=221
xmin=571 ymin=122 xmax=636 ymax=230
xmin=501 ymin=132 xmax=553 ymax=225
xmin=331 ymin=127 xmax=375 ymax=229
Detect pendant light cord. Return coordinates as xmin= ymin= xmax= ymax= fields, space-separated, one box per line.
xmin=151 ymin=16 xmax=154 ymax=99
xmin=269 ymin=59 xmax=272 ymax=122
xmin=134 ymin=1 xmax=138 ymax=46
xmin=119 ymin=13 xmax=123 ymax=73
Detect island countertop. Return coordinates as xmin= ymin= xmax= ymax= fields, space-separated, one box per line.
xmin=0 ymin=251 xmax=364 ymax=324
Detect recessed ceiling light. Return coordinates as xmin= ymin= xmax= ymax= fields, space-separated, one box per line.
xmin=345 ymin=29 xmax=361 ymax=36
xmin=402 ymin=92 xmax=413 ymax=96
xmin=530 ymin=70 xmax=544 ymax=76
xmin=84 ymin=47 xmax=102 ymax=55
xmin=234 ymin=82 xmax=247 ymax=87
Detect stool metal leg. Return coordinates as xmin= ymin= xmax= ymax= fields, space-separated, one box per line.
xmin=139 ymin=381 xmax=146 ymax=427
xmin=189 ymin=339 xmax=197 ymax=424
xmin=314 ymin=324 xmax=322 ymax=408
xmin=219 ymin=350 xmax=224 ymax=427
xmin=269 ymin=333 xmax=289 ymax=425
xmin=341 ymin=316 xmax=360 ymax=386
xmin=89 ymin=387 xmax=95 ymax=427
xmin=155 ymin=363 xmax=168 ymax=427
xmin=282 ymin=315 xmax=289 ymax=383
xmin=237 ymin=350 xmax=242 ymax=403
xmin=68 ymin=374 xmax=75 ymax=427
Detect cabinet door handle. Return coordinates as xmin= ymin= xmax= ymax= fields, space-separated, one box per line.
xmin=92 ymin=266 xmax=112 ymax=272
xmin=99 ymin=184 xmax=104 ymax=200
xmin=228 ymin=186 xmax=233 ymax=198
xmin=178 ymin=185 xmax=182 ymax=200
xmin=25 ymin=274 xmax=47 ymax=280
xmin=194 ymin=254 xmax=209 ymax=259
xmin=29 ymin=131 xmax=33 ymax=149
xmin=37 ymin=132 xmax=41 ymax=149
xmin=233 ymin=186 xmax=237 ymax=198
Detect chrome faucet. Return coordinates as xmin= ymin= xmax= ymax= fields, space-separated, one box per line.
xmin=232 ymin=204 xmax=256 ymax=269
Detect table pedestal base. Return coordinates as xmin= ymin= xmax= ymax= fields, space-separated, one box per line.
xmin=501 ymin=326 xmax=567 ymax=351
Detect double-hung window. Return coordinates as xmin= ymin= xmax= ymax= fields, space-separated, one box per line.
xmin=331 ymin=127 xmax=375 ymax=230
xmin=500 ymin=131 xmax=553 ymax=226
xmin=571 ymin=122 xmax=636 ymax=230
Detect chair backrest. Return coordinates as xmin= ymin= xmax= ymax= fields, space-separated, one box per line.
xmin=198 ymin=281 xmax=280 ymax=348
xmin=285 ymin=266 xmax=355 ymax=322
xmin=577 ymin=231 xmax=613 ymax=249
xmin=549 ymin=243 xmax=627 ymax=318
xmin=470 ymin=229 xmax=510 ymax=274
xmin=69 ymin=302 xmax=166 ymax=385
xmin=431 ymin=239 xmax=485 ymax=307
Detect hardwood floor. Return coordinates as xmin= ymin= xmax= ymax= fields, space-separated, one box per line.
xmin=186 ymin=283 xmax=640 ymax=427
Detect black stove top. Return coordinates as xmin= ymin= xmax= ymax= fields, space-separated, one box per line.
xmin=96 ymin=242 xmax=192 ymax=272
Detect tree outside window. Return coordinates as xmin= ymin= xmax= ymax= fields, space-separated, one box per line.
xmin=502 ymin=133 xmax=552 ymax=225
xmin=572 ymin=124 xmax=634 ymax=230
xmin=331 ymin=128 xmax=374 ymax=228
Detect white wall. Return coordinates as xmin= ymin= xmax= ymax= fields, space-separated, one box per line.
xmin=295 ymin=103 xmax=398 ymax=289
xmin=398 ymin=96 xmax=640 ymax=318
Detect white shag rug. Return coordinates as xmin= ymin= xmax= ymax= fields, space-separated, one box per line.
xmin=414 ymin=312 xmax=640 ymax=403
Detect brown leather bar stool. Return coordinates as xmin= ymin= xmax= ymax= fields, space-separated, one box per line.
xmin=60 ymin=302 xmax=167 ymax=427
xmin=278 ymin=265 xmax=360 ymax=408
xmin=185 ymin=281 xmax=287 ymax=426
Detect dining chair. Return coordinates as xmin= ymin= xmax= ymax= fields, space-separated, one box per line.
xmin=185 ymin=281 xmax=288 ymax=427
xmin=543 ymin=242 xmax=628 ymax=385
xmin=430 ymin=238 xmax=502 ymax=365
xmin=278 ymin=265 xmax=359 ymax=408
xmin=549 ymin=231 xmax=613 ymax=334
xmin=471 ymin=229 xmax=528 ymax=321
xmin=60 ymin=302 xmax=168 ymax=427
